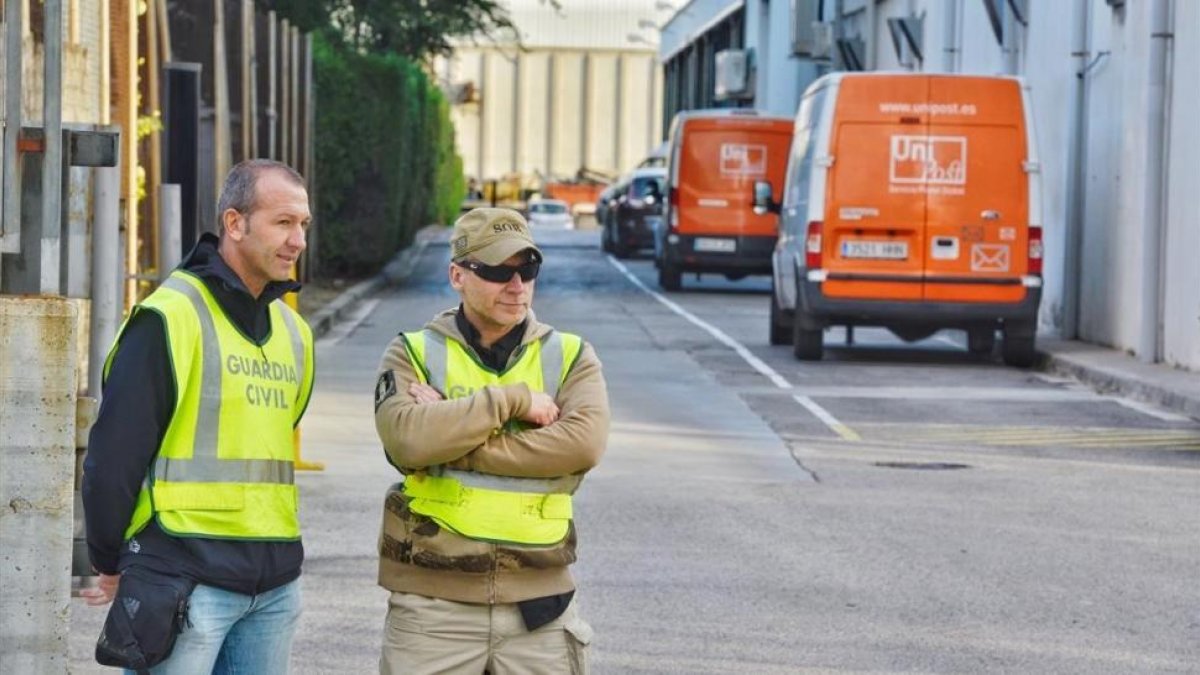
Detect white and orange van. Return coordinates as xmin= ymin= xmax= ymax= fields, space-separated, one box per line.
xmin=758 ymin=73 xmax=1043 ymax=366
xmin=655 ymin=109 xmax=794 ymax=290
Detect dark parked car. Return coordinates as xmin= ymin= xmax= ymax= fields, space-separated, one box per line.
xmin=601 ymin=167 xmax=666 ymax=258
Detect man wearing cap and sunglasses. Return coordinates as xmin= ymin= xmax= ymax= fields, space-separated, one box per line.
xmin=373 ymin=207 xmax=610 ymax=673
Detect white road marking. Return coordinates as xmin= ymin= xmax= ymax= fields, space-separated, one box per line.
xmin=607 ymin=256 xmax=792 ymax=389
xmin=317 ymin=298 xmax=381 ymax=347
xmin=773 ymin=386 xmax=1109 ymax=402
xmin=794 ymin=395 xmax=861 ymax=441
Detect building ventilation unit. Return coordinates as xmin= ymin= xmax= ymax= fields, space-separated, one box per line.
xmin=714 ymin=49 xmax=753 ymax=100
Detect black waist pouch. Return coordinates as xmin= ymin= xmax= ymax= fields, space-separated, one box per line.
xmin=95 ymin=566 xmax=198 ymax=672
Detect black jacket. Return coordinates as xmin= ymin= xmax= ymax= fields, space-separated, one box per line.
xmin=83 ymin=233 xmax=306 ymax=595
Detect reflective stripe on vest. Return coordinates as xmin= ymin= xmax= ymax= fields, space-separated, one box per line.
xmin=401 ymin=328 xmax=582 ymax=545
xmin=419 ymin=329 xmax=568 ymax=400
xmin=112 ymin=271 xmax=314 ymax=541
xmin=155 ymin=276 xmax=296 ymax=485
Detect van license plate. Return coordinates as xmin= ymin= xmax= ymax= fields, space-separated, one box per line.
xmin=841 ymin=240 xmax=908 ymax=260
xmin=695 ymin=237 xmax=736 ymax=253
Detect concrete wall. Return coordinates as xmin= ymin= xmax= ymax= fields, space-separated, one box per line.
xmin=444 ymin=47 xmax=664 ymax=182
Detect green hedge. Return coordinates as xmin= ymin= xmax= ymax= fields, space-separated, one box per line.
xmin=313 ymin=34 xmax=464 ymax=276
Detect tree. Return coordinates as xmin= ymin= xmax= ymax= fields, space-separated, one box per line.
xmin=261 ymin=0 xmax=521 ymax=59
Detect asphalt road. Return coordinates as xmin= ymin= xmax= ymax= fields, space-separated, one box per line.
xmin=69 ymin=228 xmax=1200 ymax=673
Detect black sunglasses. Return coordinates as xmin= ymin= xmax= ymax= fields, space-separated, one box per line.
xmin=455 ymin=259 xmax=541 ymax=283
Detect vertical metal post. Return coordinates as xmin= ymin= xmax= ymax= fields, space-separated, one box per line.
xmin=942 ymin=0 xmax=959 ymax=73
xmin=280 ymin=19 xmax=290 ymax=165
xmin=302 ymin=33 xmax=316 ymax=275
xmin=213 ymin=0 xmax=231 ymax=180
xmin=865 ymin=0 xmax=877 ymax=70
xmin=158 ymin=184 xmax=182 ymax=281
xmin=1 ymin=0 xmax=24 ymax=254
xmin=89 ymin=162 xmax=122 ymax=396
xmin=247 ymin=1 xmax=259 ymax=159
xmin=1062 ymin=0 xmax=1091 ymax=339
xmin=290 ymin=27 xmax=300 ymax=167
xmin=241 ymin=0 xmax=252 ymax=161
xmin=1138 ymin=0 xmax=1173 ymax=362
xmin=146 ymin=0 xmax=162 ymax=276
xmin=266 ymin=12 xmax=277 ymax=159
xmin=40 ymin=0 xmax=64 ymax=295
xmin=1002 ymin=0 xmax=1019 ymax=74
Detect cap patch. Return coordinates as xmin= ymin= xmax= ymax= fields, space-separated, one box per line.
xmin=492 ymin=220 xmax=525 ymax=234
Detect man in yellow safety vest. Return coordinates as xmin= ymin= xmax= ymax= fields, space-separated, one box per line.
xmin=374 ymin=207 xmax=610 ymax=673
xmin=82 ymin=159 xmax=315 ymax=673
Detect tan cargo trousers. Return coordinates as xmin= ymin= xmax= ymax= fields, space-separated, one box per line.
xmin=379 ymin=591 xmax=593 ymax=674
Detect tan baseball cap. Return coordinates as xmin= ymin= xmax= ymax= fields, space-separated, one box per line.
xmin=450 ymin=208 xmax=543 ymax=265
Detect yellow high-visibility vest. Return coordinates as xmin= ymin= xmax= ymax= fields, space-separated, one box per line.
xmin=105 ymin=271 xmax=315 ymax=541
xmin=401 ymin=327 xmax=583 ymax=545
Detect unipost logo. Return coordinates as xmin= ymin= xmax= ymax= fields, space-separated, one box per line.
xmin=719 ymin=143 xmax=767 ymax=177
xmin=889 ymin=135 xmax=967 ymax=187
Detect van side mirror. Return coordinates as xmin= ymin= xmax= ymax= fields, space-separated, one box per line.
xmin=752 ymin=180 xmax=779 ymax=215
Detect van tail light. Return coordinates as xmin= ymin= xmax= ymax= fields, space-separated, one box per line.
xmin=1027 ymin=226 xmax=1043 ymax=275
xmin=805 ymin=221 xmax=823 ymax=269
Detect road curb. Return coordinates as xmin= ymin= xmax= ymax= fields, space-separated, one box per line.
xmin=306 ymin=225 xmax=442 ymax=339
xmin=1039 ymin=344 xmax=1200 ymax=421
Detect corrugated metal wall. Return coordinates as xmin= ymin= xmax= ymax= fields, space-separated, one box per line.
xmin=447 ymin=46 xmax=663 ymax=182
xmin=442 ymin=0 xmax=673 ymax=182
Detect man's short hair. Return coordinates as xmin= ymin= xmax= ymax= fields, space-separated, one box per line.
xmin=216 ymin=159 xmax=306 ymax=235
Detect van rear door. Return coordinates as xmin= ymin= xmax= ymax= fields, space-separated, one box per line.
xmin=822 ymin=76 xmax=929 ymax=302
xmin=922 ymin=77 xmax=1029 ymax=304
xmin=678 ymin=117 xmax=791 ymax=239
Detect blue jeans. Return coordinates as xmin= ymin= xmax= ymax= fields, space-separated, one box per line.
xmin=129 ymin=579 xmax=302 ymax=675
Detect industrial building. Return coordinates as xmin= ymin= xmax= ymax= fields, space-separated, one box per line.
xmin=660 ymin=0 xmax=1199 ymax=369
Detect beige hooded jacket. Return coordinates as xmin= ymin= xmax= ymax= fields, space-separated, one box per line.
xmin=374 ymin=308 xmax=610 ymax=603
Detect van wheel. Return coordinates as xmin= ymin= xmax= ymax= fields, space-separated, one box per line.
xmin=793 ymin=319 xmax=823 ymax=361
xmin=659 ymin=261 xmax=682 ymax=291
xmin=967 ymin=328 xmax=996 ymax=356
xmin=601 ymin=226 xmax=614 ymax=253
xmin=1001 ymin=323 xmax=1037 ymax=368
xmin=769 ymin=288 xmax=792 ymax=346
xmin=612 ymin=236 xmax=631 ymax=259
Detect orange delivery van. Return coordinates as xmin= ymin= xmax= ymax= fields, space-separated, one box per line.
xmin=655 ymin=109 xmax=794 ymax=290
xmin=756 ymin=73 xmax=1044 ymax=367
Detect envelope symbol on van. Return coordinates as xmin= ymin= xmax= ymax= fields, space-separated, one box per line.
xmin=970 ymin=244 xmax=1010 ymax=272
